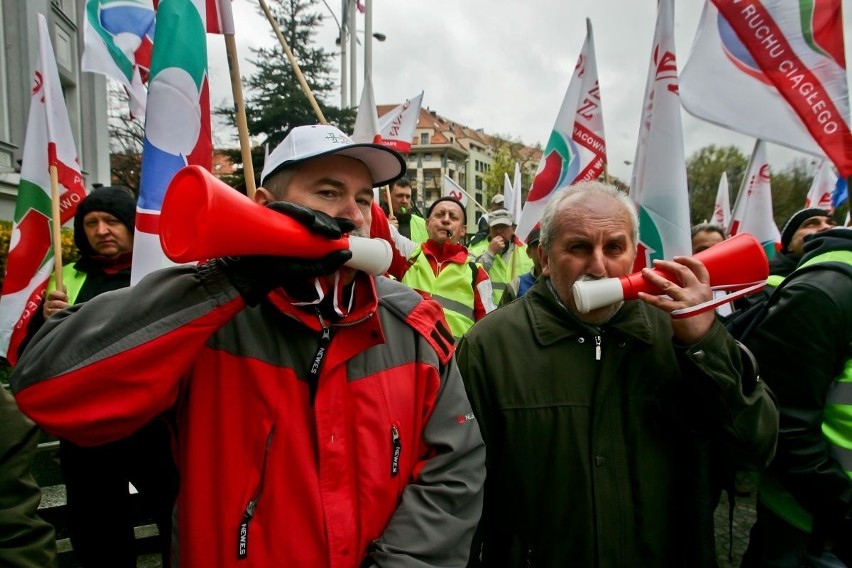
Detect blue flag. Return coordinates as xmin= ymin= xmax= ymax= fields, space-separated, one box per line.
xmin=832 ymin=177 xmax=848 ymax=209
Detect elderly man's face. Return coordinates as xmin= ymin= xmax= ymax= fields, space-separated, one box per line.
xmin=789 ymin=215 xmax=836 ymax=256
xmin=541 ymin=193 xmax=636 ymax=324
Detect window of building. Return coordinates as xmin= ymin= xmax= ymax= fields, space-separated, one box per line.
xmin=475 ymin=177 xmax=483 ymax=190
xmin=420 ymin=132 xmax=429 ymax=145
xmin=424 ymin=153 xmax=432 ymax=162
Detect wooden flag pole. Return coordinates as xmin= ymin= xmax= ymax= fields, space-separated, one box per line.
xmin=48 ymin=165 xmax=64 ymax=293
xmin=257 ymin=0 xmax=327 ymax=125
xmin=224 ymin=33 xmax=257 ymax=197
xmin=384 ymin=186 xmax=395 ymax=221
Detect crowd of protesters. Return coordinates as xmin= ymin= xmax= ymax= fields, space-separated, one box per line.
xmin=2 ymin=125 xmax=851 ymax=567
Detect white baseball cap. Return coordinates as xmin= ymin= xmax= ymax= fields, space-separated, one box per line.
xmin=260 ymin=124 xmax=406 ymax=187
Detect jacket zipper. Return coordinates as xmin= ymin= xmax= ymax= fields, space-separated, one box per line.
xmin=237 ymin=426 xmax=275 ymax=560
xmin=594 ymin=334 xmax=601 ymax=361
xmin=307 ymin=310 xmax=333 ymax=406
xmin=390 ymin=424 xmax=402 ymax=477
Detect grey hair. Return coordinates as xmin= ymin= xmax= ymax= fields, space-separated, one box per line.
xmin=539 ymin=181 xmax=639 ymax=252
xmin=691 ymin=222 xmax=726 ymax=239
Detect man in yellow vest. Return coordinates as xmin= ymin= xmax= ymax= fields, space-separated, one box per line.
xmin=468 ymin=208 xmax=533 ymax=304
xmin=384 ymin=177 xmax=427 ymax=243
xmin=35 ymin=186 xmax=179 ymax=568
xmin=742 ymin=226 xmax=852 ymax=567
xmin=402 ymin=197 xmax=495 ymax=339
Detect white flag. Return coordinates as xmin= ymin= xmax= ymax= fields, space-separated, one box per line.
xmin=352 ymin=72 xmax=381 ymax=144
xmin=516 ymin=18 xmax=606 ymax=241
xmin=713 ymin=172 xmax=731 ymax=229
xmin=502 ymin=173 xmax=514 ymax=213
xmin=442 ymin=175 xmax=469 ymax=207
xmin=379 ymin=92 xmax=423 ymax=153
xmin=728 ymin=140 xmax=781 ymax=256
xmin=82 ymin=0 xmax=155 ymax=117
xmin=680 ymin=0 xmax=852 ymax=176
xmin=804 ymin=160 xmax=836 ymax=211
xmin=510 ymin=162 xmax=523 ymax=221
xmin=630 ymin=0 xmax=691 ymax=271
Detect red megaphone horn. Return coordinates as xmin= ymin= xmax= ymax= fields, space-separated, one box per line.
xmin=159 ymin=165 xmax=392 ymax=276
xmin=572 ymin=233 xmax=769 ymax=313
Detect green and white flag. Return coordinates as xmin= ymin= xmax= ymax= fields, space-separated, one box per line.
xmin=0 ymin=14 xmax=87 ymax=364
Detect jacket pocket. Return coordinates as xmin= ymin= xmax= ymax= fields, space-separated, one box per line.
xmin=237 ymin=425 xmax=275 ymax=560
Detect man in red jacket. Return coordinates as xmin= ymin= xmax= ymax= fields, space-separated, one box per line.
xmin=11 ymin=124 xmax=486 ymax=568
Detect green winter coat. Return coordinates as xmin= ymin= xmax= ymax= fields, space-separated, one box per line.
xmin=0 ymin=388 xmax=56 ymax=567
xmin=457 ymin=278 xmax=778 ymax=567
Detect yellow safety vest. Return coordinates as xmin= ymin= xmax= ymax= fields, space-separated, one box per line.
xmin=760 ymin=249 xmax=852 ymax=533
xmin=402 ymin=246 xmax=476 ymax=339
xmin=46 ymin=264 xmax=87 ymax=304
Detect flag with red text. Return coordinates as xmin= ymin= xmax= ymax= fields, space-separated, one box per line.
xmin=378 ymin=92 xmax=423 ymax=153
xmin=728 ymin=140 xmax=781 ymax=256
xmin=442 ymin=175 xmax=469 ymax=207
xmin=131 ymin=0 xmax=213 ymax=284
xmin=713 ymin=171 xmax=731 ymax=229
xmin=805 ymin=160 xmax=836 ymax=210
xmin=0 ymin=14 xmax=88 ymax=364
xmin=630 ymin=0 xmax=691 ymax=271
xmin=516 ymin=19 xmax=606 ymax=241
xmin=680 ymin=0 xmax=852 ymax=176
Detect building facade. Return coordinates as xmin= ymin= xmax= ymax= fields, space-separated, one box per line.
xmin=0 ymin=0 xmax=111 ymax=221
xmin=377 ymin=105 xmax=541 ymax=232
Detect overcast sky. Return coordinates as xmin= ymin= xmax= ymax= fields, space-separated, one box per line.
xmin=207 ymin=0 xmax=852 ymax=183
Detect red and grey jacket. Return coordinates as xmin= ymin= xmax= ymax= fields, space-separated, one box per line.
xmin=11 ymin=262 xmax=486 ymax=568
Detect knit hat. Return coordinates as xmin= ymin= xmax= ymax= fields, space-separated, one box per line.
xmin=261 ymin=124 xmax=405 ymax=187
xmin=426 ymin=196 xmax=465 ymax=219
xmin=779 ymin=207 xmax=831 ymax=253
xmin=74 ymin=186 xmax=136 ymax=258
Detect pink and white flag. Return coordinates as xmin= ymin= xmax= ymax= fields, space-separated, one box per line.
xmin=442 ymin=175 xmax=469 ymax=208
xmin=630 ymin=0 xmax=691 ymax=271
xmin=510 ymin=162 xmax=523 ymax=222
xmin=516 ymin=18 xmax=606 ymax=241
xmin=0 ymin=14 xmax=88 ymax=364
xmin=379 ymin=92 xmax=423 ymax=153
xmin=502 ymin=172 xmax=514 ymax=213
xmin=205 ymin=0 xmax=235 ymax=34
xmin=713 ymin=171 xmax=731 ymax=228
xmin=352 ymin=72 xmax=381 ymax=143
xmin=728 ymin=140 xmax=781 ymax=256
xmin=804 ymin=160 xmax=836 ymax=210
xmin=680 ymin=0 xmax=852 ymax=176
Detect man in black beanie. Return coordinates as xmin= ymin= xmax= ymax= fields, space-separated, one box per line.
xmin=29 ymin=186 xmax=178 ymax=568
xmin=768 ymin=208 xmax=837 ymax=289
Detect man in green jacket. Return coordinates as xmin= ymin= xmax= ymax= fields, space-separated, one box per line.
xmin=457 ymin=181 xmax=779 ymax=567
xmin=0 ymin=387 xmax=56 ymax=567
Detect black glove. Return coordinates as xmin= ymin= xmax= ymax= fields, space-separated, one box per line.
xmin=218 ymin=202 xmax=355 ymax=306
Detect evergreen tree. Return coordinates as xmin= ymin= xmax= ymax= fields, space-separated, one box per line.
xmin=217 ymin=0 xmax=355 ymax=190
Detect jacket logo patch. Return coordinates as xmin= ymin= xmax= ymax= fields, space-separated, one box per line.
xmin=457 ymin=412 xmax=475 ymax=424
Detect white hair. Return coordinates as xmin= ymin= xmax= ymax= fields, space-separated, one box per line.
xmin=539 ymin=181 xmax=639 ymax=252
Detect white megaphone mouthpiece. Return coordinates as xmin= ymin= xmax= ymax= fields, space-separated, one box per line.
xmin=572 ymin=233 xmax=770 ymax=314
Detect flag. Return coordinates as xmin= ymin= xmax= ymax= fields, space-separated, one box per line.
xmin=510 ymin=162 xmax=523 ymax=221
xmin=131 ymin=0 xmax=213 ymax=285
xmin=205 ymin=0 xmax=235 ymax=34
xmin=378 ymin=92 xmax=423 ymax=153
xmin=442 ymin=175 xmax=469 ymax=207
xmin=832 ymin=176 xmax=848 ymax=209
xmin=352 ymin=72 xmax=381 ymax=143
xmin=630 ymin=0 xmax=691 ymax=271
xmin=713 ymin=171 xmax=731 ymax=229
xmin=82 ymin=0 xmax=156 ymax=117
xmin=728 ymin=140 xmax=781 ymax=256
xmin=0 ymin=14 xmax=88 ymax=364
xmin=516 ymin=18 xmax=606 ymax=241
xmin=502 ymin=172 xmax=514 ymax=213
xmin=680 ymin=0 xmax=852 ymax=176
xmin=804 ymin=160 xmax=836 ymax=210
